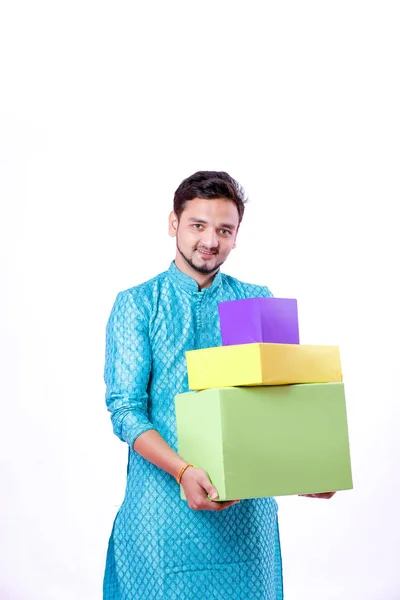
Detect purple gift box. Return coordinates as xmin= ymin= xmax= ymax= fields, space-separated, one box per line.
xmin=218 ymin=297 xmax=300 ymax=346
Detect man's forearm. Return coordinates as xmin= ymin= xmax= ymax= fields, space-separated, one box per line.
xmin=133 ymin=429 xmax=186 ymax=480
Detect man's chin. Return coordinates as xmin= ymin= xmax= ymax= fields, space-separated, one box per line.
xmin=177 ymin=244 xmax=224 ymax=275
xmin=189 ymin=255 xmax=222 ymax=275
xmin=190 ymin=260 xmax=219 ymax=275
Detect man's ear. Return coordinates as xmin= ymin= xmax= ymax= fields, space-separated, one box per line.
xmin=169 ymin=211 xmax=179 ymax=237
xmin=232 ymin=226 xmax=239 ymax=249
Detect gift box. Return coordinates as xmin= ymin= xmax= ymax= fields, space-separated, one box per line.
xmin=186 ymin=343 xmax=342 ymax=390
xmin=175 ymin=383 xmax=353 ymax=500
xmin=218 ymin=297 xmax=300 ymax=346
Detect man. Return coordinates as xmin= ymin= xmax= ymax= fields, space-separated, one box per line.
xmin=103 ymin=171 xmax=333 ymax=600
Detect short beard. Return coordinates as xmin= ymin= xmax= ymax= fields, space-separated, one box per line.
xmin=176 ymin=242 xmax=225 ymax=275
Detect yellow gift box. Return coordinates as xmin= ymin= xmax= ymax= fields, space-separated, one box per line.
xmin=186 ymin=343 xmax=342 ymax=390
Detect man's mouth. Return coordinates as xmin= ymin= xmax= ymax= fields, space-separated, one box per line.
xmin=197 ymin=248 xmax=217 ymax=257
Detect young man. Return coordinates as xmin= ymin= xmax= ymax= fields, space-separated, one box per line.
xmin=103 ymin=171 xmax=333 ymax=599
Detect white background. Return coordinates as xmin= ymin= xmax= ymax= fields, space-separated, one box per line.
xmin=1 ymin=1 xmax=399 ymax=599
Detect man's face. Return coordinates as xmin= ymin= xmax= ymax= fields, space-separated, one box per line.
xmin=169 ymin=197 xmax=240 ymax=276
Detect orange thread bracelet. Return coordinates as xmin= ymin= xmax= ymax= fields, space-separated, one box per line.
xmin=176 ymin=463 xmax=193 ymax=484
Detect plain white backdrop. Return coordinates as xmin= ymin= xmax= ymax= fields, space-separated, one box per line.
xmin=1 ymin=1 xmax=399 ymax=599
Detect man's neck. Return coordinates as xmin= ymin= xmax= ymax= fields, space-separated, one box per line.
xmin=174 ymin=255 xmax=217 ymax=290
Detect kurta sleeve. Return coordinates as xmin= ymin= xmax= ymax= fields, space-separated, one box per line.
xmin=242 ymin=282 xmax=274 ymax=299
xmin=104 ymin=289 xmax=155 ymax=447
xmin=257 ymin=286 xmax=273 ymax=298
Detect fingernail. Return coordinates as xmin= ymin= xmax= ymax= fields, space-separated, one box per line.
xmin=211 ymin=492 xmax=219 ymax=499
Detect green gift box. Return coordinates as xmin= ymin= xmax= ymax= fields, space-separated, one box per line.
xmin=175 ymin=382 xmax=353 ymax=500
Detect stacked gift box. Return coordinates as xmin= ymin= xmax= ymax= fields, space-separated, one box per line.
xmin=174 ymin=297 xmax=353 ymax=501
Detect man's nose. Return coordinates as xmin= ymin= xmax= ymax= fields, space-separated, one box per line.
xmin=201 ymin=229 xmax=219 ymax=248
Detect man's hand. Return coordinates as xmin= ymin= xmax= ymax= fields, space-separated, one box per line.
xmin=299 ymin=492 xmax=336 ymax=499
xmin=181 ymin=466 xmax=240 ymax=511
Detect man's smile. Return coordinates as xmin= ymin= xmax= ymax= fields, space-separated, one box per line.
xmin=197 ymin=248 xmax=218 ymax=258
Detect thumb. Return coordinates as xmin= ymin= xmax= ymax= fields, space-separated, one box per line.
xmin=199 ymin=472 xmax=219 ymax=500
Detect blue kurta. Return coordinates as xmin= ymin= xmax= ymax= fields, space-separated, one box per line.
xmin=103 ymin=261 xmax=283 ymax=599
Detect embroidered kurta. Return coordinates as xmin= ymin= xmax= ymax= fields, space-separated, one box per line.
xmin=103 ymin=261 xmax=283 ymax=599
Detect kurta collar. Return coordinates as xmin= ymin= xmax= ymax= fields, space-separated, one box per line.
xmin=167 ymin=261 xmax=222 ymax=295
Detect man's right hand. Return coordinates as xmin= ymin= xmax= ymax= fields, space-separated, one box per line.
xmin=133 ymin=430 xmax=240 ymax=511
xmin=180 ymin=466 xmax=240 ymax=511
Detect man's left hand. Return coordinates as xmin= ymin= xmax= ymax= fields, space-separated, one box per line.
xmin=299 ymin=492 xmax=336 ymax=499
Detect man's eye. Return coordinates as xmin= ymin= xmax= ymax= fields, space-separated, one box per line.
xmin=220 ymin=229 xmax=231 ymax=236
xmin=192 ymin=224 xmax=203 ymax=230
